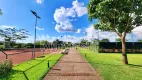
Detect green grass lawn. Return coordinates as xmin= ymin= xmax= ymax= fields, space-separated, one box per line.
xmin=78 ymin=48 xmax=142 ymax=80
xmin=0 ymin=53 xmax=63 ymax=80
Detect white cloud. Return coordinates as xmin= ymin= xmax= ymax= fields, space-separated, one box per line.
xmin=37 ymin=34 xmax=50 ymax=41
xmin=0 ymin=25 xmax=16 ymax=29
xmin=36 ymin=26 xmax=44 ymax=30
xmin=38 ymin=34 xmax=83 ymax=43
xmin=52 ymin=22 xmax=55 ymax=24
xmin=17 ymin=36 xmax=34 ymax=43
xmin=17 ymin=34 xmax=50 ymax=43
xmin=84 ymin=25 xmax=117 ymax=42
xmin=55 ymin=21 xmax=76 ymax=32
xmin=132 ymin=26 xmax=142 ymax=35
xmin=72 ymin=0 xmax=87 ymax=17
xmin=76 ymin=29 xmax=81 ymax=33
xmin=53 ymin=0 xmax=87 ymax=33
xmin=60 ymin=35 xmax=82 ymax=43
xmin=84 ymin=25 xmax=142 ymax=42
xmin=36 ymin=0 xmax=44 ymax=4
xmin=132 ymin=26 xmax=142 ymax=40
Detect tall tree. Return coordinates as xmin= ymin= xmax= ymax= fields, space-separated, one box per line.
xmin=88 ymin=0 xmax=142 ymax=64
xmin=0 ymin=28 xmax=29 ymax=42
xmin=40 ymin=40 xmax=48 ymax=45
xmin=80 ymin=39 xmax=89 ymax=47
xmin=52 ymin=39 xmax=63 ymax=48
xmin=67 ymin=42 xmax=73 ymax=47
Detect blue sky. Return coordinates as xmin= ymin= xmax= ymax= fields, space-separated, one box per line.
xmin=0 ymin=0 xmax=142 ymax=43
xmin=0 ymin=0 xmax=97 ymax=42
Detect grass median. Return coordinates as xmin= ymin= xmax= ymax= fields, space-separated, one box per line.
xmin=78 ymin=48 xmax=142 ymax=80
xmin=0 ymin=53 xmax=63 ymax=80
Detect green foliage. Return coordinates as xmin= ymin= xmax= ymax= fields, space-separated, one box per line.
xmin=14 ymin=45 xmax=19 ymax=48
xmin=0 ymin=60 xmax=13 ymax=75
xmin=78 ymin=48 xmax=142 ymax=80
xmin=51 ymin=39 xmax=73 ymax=48
xmin=100 ymin=38 xmax=109 ymax=42
xmin=115 ymin=38 xmax=121 ymax=42
xmin=35 ymin=41 xmax=40 ymax=45
xmin=0 ymin=54 xmax=63 ymax=80
xmin=0 ymin=28 xmax=29 ymax=42
xmin=80 ymin=39 xmax=90 ymax=46
xmin=35 ymin=40 xmax=49 ymax=48
xmin=40 ymin=40 xmax=48 ymax=45
xmin=21 ymin=43 xmax=26 ymax=48
xmin=67 ymin=42 xmax=72 ymax=47
xmin=89 ymin=42 xmax=99 ymax=52
xmin=0 ymin=45 xmax=4 ymax=49
xmin=52 ymin=39 xmax=63 ymax=47
xmin=26 ymin=43 xmax=34 ymax=48
xmin=88 ymin=0 xmax=142 ymax=34
xmin=115 ymin=38 xmax=128 ymax=42
xmin=137 ymin=39 xmax=142 ymax=42
xmin=87 ymin=0 xmax=142 ymax=64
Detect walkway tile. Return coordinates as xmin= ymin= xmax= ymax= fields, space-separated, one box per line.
xmin=44 ymin=48 xmax=102 ymax=80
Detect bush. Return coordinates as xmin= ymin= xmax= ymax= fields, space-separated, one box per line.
xmin=27 ymin=43 xmax=34 ymax=48
xmin=14 ymin=45 xmax=19 ymax=48
xmin=21 ymin=43 xmax=26 ymax=48
xmin=0 ymin=60 xmax=13 ymax=75
xmin=0 ymin=45 xmax=4 ymax=49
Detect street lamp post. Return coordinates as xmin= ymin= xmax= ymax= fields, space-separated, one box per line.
xmin=30 ymin=10 xmax=41 ymax=59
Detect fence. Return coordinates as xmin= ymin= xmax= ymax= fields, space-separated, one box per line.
xmin=0 ymin=48 xmax=60 ymax=64
xmin=99 ymin=42 xmax=142 ymax=53
xmin=0 ymin=49 xmax=63 ymax=80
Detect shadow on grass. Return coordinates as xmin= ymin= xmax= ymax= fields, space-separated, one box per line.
xmin=128 ymin=64 xmax=142 ymax=67
xmin=0 ymin=69 xmax=25 ymax=80
xmin=88 ymin=61 xmax=142 ymax=68
xmin=88 ymin=61 xmax=124 ymax=66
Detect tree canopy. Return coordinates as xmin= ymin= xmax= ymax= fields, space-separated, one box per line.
xmin=88 ymin=0 xmax=142 ymax=36
xmin=100 ymin=38 xmax=110 ymax=42
xmin=0 ymin=28 xmax=29 ymax=42
xmin=87 ymin=0 xmax=142 ymax=64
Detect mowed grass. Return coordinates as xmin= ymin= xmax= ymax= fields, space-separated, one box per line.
xmin=78 ymin=48 xmax=142 ymax=80
xmin=0 ymin=53 xmax=63 ymax=80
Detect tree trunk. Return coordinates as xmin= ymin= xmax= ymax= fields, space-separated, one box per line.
xmin=121 ymin=35 xmax=128 ymax=64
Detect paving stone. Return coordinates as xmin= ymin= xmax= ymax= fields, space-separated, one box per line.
xmin=44 ymin=48 xmax=102 ymax=80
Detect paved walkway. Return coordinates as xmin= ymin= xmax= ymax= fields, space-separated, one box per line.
xmin=44 ymin=48 xmax=102 ymax=80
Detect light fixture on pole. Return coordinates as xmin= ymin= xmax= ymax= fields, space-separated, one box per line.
xmin=30 ymin=10 xmax=41 ymax=59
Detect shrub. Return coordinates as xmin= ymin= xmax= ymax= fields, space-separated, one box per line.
xmin=21 ymin=43 xmax=26 ymax=48
xmin=0 ymin=60 xmax=13 ymax=75
xmin=27 ymin=46 xmax=32 ymax=48
xmin=27 ymin=43 xmax=34 ymax=48
xmin=14 ymin=45 xmax=19 ymax=48
xmin=0 ymin=45 xmax=4 ymax=49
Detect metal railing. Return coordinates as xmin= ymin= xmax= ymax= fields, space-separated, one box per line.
xmin=0 ymin=48 xmax=8 ymax=59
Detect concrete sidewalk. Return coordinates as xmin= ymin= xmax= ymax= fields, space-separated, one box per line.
xmin=44 ymin=48 xmax=102 ymax=80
